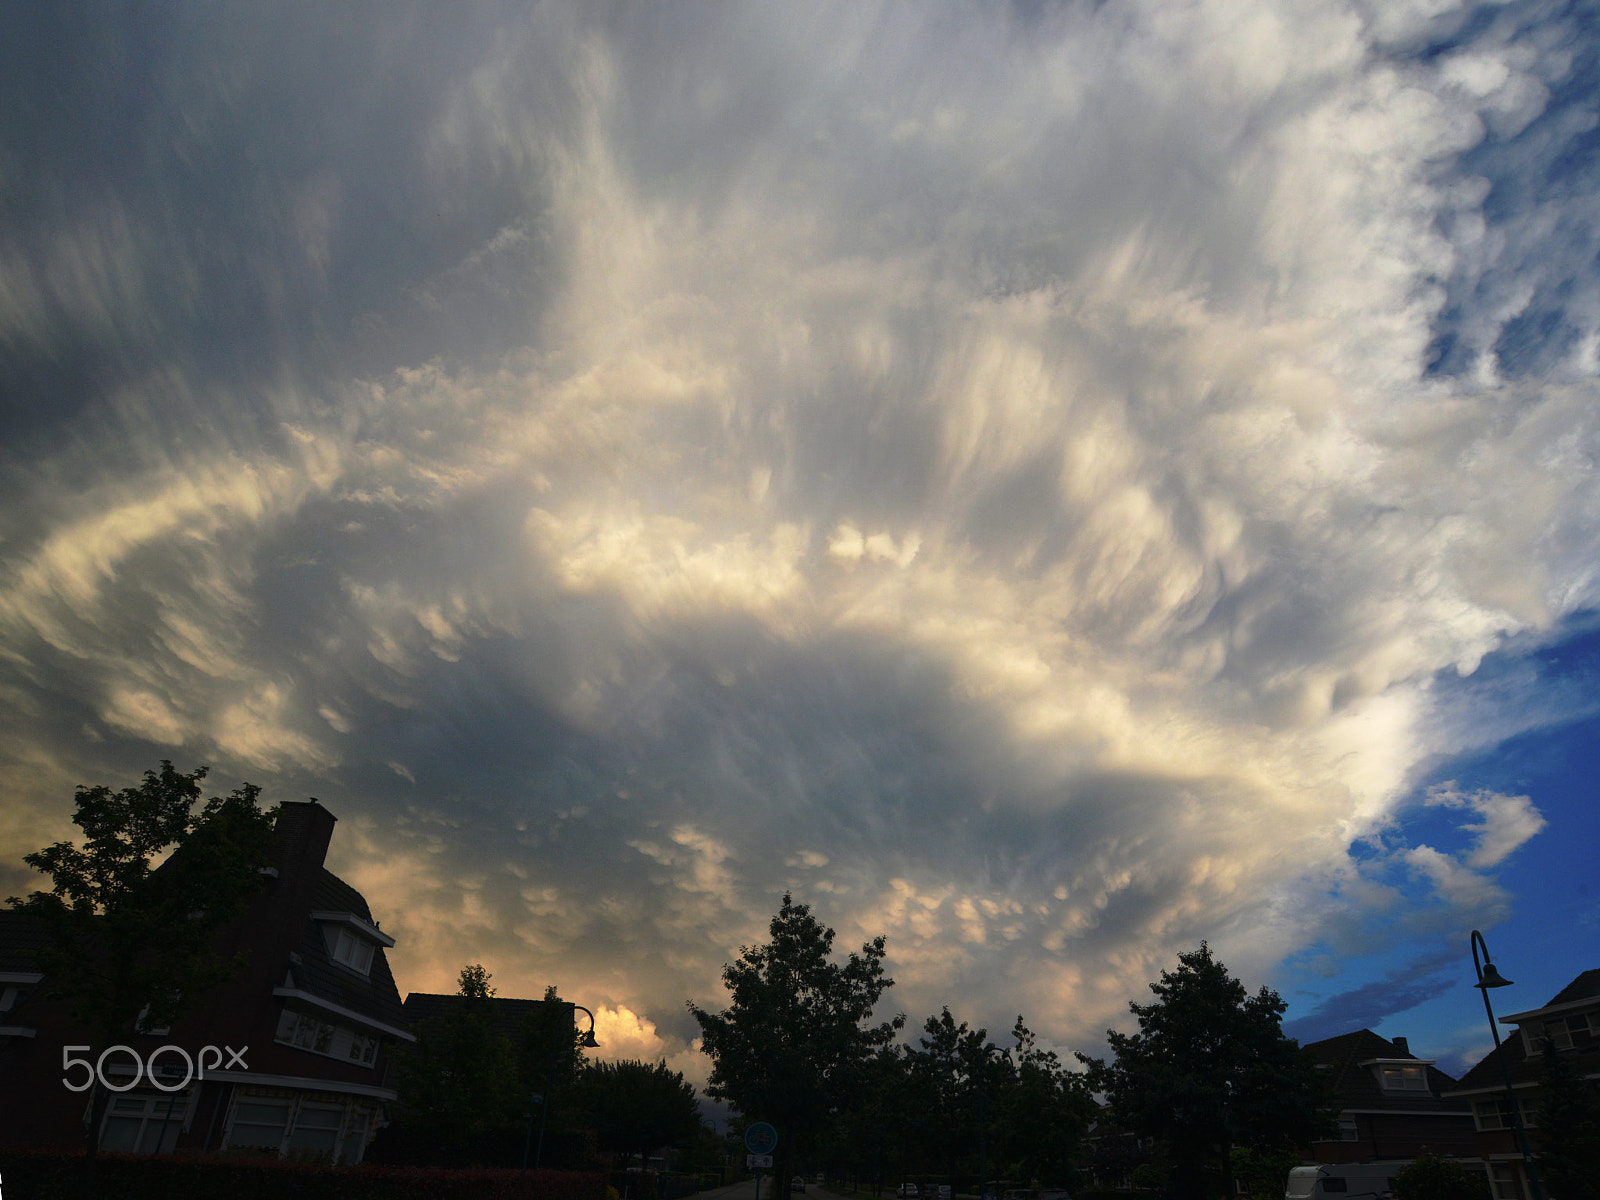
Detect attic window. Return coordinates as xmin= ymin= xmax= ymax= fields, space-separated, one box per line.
xmin=1523 ymin=1013 xmax=1591 ymax=1053
xmin=1377 ymin=1064 xmax=1428 ymax=1091
xmin=326 ymin=926 xmax=375 ymax=975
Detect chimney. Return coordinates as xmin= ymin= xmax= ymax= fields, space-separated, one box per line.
xmin=271 ymin=799 xmax=338 ymax=883
xmin=1392 ymin=1036 xmax=1410 ymax=1056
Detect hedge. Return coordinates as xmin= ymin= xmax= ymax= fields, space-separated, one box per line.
xmin=0 ymin=1146 xmax=608 ymax=1200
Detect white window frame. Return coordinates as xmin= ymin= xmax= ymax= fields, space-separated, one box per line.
xmin=1474 ymin=1098 xmax=1510 ymax=1131
xmin=274 ymin=1008 xmax=376 ymax=1068
xmin=1377 ymin=1064 xmax=1429 ymax=1091
xmin=286 ymin=1101 xmax=346 ymax=1159
xmin=100 ymin=1089 xmax=191 ymax=1154
xmin=224 ymin=1090 xmax=370 ymax=1163
xmin=324 ymin=925 xmax=375 ymax=975
xmin=226 ymin=1095 xmax=293 ymax=1153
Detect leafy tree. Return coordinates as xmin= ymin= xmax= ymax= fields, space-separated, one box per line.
xmin=390 ymin=963 xmax=523 ymax=1164
xmin=5 ymin=761 xmax=276 ymax=1157
xmin=996 ymin=1016 xmax=1096 ymax=1187
xmin=1077 ymin=943 xmax=1335 ymax=1200
xmin=1534 ymin=1041 xmax=1600 ymax=1199
xmin=516 ymin=983 xmax=593 ymax=1164
xmin=570 ymin=1058 xmax=702 ymax=1168
xmin=904 ymin=1008 xmax=994 ymax=1186
xmin=1230 ymin=1147 xmax=1304 ymax=1199
xmin=689 ymin=893 xmax=904 ymax=1198
xmin=1392 ymin=1152 xmax=1492 ymax=1200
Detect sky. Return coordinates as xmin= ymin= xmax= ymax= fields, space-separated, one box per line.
xmin=2 ymin=0 xmax=1597 ymax=1097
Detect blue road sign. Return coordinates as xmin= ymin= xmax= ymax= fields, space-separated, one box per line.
xmin=745 ymin=1122 xmax=779 ymax=1155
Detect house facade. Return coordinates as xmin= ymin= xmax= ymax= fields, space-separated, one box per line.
xmin=1298 ymin=1029 xmax=1478 ymax=1165
xmin=1444 ymin=968 xmax=1600 ymax=1200
xmin=0 ymin=800 xmax=413 ymax=1164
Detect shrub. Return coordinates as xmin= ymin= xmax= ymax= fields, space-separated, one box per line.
xmin=1392 ymin=1153 xmax=1491 ymax=1200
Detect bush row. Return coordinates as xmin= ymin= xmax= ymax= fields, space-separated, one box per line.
xmin=0 ymin=1146 xmax=608 ymax=1200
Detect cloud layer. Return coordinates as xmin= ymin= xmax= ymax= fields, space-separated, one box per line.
xmin=2 ymin=0 xmax=1593 ymax=1078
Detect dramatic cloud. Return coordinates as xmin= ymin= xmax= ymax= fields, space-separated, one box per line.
xmin=2 ymin=0 xmax=1594 ymax=1084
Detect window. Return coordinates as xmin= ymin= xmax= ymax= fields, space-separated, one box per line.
xmin=1475 ymin=1099 xmax=1510 ymax=1131
xmin=340 ymin=1108 xmax=371 ymax=1165
xmin=1338 ymin=1118 xmax=1358 ymax=1141
xmin=1489 ymin=1163 xmax=1520 ymax=1200
xmin=276 ymin=1009 xmax=375 ymax=1065
xmin=132 ymin=994 xmax=177 ymax=1037
xmin=348 ymin=1033 xmax=378 ymax=1065
xmin=325 ymin=926 xmax=375 ymax=975
xmin=277 ymin=1009 xmax=338 ymax=1054
xmin=1474 ymin=1097 xmax=1537 ymax=1131
xmin=1523 ymin=1013 xmax=1591 ymax=1053
xmin=287 ymin=1103 xmax=344 ymax=1158
xmin=1378 ymin=1064 xmax=1429 ymax=1091
xmin=100 ymin=1091 xmax=188 ymax=1154
xmin=228 ymin=1098 xmax=292 ymax=1152
xmin=1321 ymin=1180 xmax=1347 ymax=1193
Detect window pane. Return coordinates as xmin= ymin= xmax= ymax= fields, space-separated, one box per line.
xmin=289 ymin=1106 xmax=341 ymax=1154
xmin=230 ymin=1100 xmax=290 ymax=1149
xmin=101 ymin=1116 xmax=143 ymax=1152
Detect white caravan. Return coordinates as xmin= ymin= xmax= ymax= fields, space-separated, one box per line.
xmin=1284 ymin=1164 xmax=1402 ymax=1200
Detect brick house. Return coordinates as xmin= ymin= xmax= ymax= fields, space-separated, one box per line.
xmin=1444 ymin=968 xmax=1600 ymax=1200
xmin=0 ymin=800 xmax=413 ymax=1164
xmin=1297 ymin=1029 xmax=1477 ymax=1165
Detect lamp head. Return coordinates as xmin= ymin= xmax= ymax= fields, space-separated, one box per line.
xmin=1476 ymin=962 xmax=1514 ymax=989
xmin=580 ymin=1029 xmax=600 ymax=1048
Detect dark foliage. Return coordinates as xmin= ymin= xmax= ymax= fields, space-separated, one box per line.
xmin=1076 ymin=943 xmax=1336 ymax=1200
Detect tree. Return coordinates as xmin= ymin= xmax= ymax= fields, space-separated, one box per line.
xmin=5 ymin=761 xmax=276 ymax=1157
xmin=1534 ymin=1041 xmax=1600 ymax=1199
xmin=1077 ymin=944 xmax=1335 ymax=1200
xmin=1230 ymin=1147 xmax=1305 ymax=1199
xmin=389 ymin=964 xmax=523 ymax=1165
xmin=689 ymin=893 xmax=904 ymax=1197
xmin=996 ymin=1016 xmax=1096 ymax=1187
xmin=904 ymin=1008 xmax=992 ymax=1187
xmin=570 ymin=1058 xmax=702 ymax=1169
xmin=1392 ymin=1152 xmax=1492 ymax=1200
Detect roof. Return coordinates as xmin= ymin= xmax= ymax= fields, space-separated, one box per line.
xmin=1449 ymin=968 xmax=1600 ymax=1095
xmin=282 ymin=868 xmax=408 ymax=1033
xmin=1300 ymin=1028 xmax=1468 ymax=1113
xmin=402 ymin=992 xmax=568 ymax=1044
xmin=1546 ymin=968 xmax=1600 ymax=1008
xmin=0 ymin=910 xmax=49 ymax=976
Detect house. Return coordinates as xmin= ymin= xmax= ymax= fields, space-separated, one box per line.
xmin=1297 ymin=1029 xmax=1477 ymax=1164
xmin=0 ymin=799 xmax=413 ymax=1164
xmin=1444 ymin=968 xmax=1600 ymax=1200
xmin=376 ymin=989 xmax=598 ymax=1168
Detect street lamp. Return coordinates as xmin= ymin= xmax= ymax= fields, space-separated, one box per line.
xmin=1470 ymin=931 xmax=1544 ymax=1200
xmin=524 ymin=1001 xmax=599 ymax=1173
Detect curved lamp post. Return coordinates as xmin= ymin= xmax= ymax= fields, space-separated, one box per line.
xmin=525 ymin=1002 xmax=599 ymax=1173
xmin=1470 ymin=931 xmax=1544 ymax=1200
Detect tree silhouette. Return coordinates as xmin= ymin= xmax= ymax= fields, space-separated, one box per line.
xmin=1077 ymin=943 xmax=1334 ymax=1200
xmin=6 ymin=761 xmax=276 ymax=1158
xmin=690 ymin=893 xmax=903 ymax=1197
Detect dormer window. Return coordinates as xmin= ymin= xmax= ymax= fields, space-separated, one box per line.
xmin=1520 ymin=1012 xmax=1594 ymax=1054
xmin=311 ymin=911 xmax=394 ymax=977
xmin=327 ymin=926 xmax=374 ymax=975
xmin=1377 ymin=1064 xmax=1429 ymax=1091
